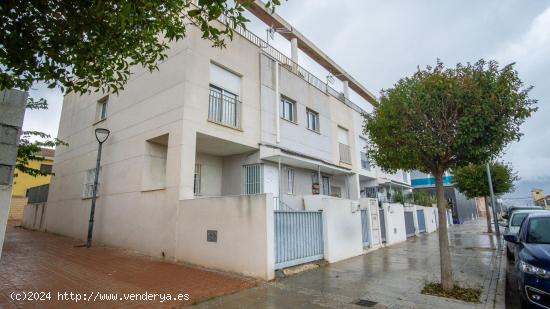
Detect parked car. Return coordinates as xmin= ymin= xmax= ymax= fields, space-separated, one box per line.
xmin=505 ymin=210 xmax=548 ymax=259
xmin=503 ymin=206 xmax=543 ymax=220
xmin=504 ymin=213 xmax=550 ymax=308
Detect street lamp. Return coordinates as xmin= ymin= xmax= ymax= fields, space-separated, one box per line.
xmin=86 ymin=128 xmax=110 ymax=248
xmin=485 ymin=163 xmax=501 ymax=238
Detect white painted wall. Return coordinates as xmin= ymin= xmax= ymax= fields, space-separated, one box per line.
xmin=176 ymin=194 xmax=274 ymax=280
xmin=195 ymin=153 xmax=223 ymax=196
xmin=21 ymin=203 xmax=47 ymax=231
xmin=304 ymin=195 xmax=363 ymax=263
xmin=420 ymin=206 xmax=438 ymax=233
xmin=382 ymin=203 xmax=407 ymax=245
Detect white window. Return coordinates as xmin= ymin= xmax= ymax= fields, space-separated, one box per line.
xmin=280 ymin=97 xmax=296 ymax=122
xmin=208 ymin=84 xmax=240 ymax=128
xmin=97 ymin=96 xmax=108 ymax=121
xmin=361 ymin=152 xmax=370 ymax=170
xmin=243 ymin=164 xmax=263 ymax=194
xmin=337 ymin=126 xmax=349 ymax=145
xmin=306 ymin=109 xmax=319 ymax=132
xmin=322 ymin=176 xmax=330 ymax=195
xmin=194 ymin=164 xmax=202 ymax=195
xmin=287 ymin=168 xmax=295 ymax=194
xmin=338 ymin=126 xmax=351 ymax=164
xmin=83 ymin=167 xmax=101 ymax=198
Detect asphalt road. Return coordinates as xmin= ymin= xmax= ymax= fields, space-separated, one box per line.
xmin=505 ymin=249 xmax=522 ymax=309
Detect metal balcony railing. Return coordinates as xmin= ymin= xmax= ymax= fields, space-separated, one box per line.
xmin=216 ymin=14 xmax=367 ymax=115
xmin=208 ymin=89 xmax=241 ymax=128
xmin=339 ymin=143 xmax=351 ymax=164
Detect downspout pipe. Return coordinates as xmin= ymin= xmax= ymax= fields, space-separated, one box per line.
xmin=275 ymin=61 xmax=281 ymax=144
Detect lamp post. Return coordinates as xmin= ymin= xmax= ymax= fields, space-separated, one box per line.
xmin=485 ymin=163 xmax=500 ymax=237
xmin=86 ymin=128 xmax=110 ymax=248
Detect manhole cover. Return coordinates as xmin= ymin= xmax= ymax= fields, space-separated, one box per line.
xmin=355 ymin=299 xmax=378 ymax=307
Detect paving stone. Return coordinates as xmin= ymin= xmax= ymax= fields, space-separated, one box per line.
xmin=0 ymin=221 xmax=257 ymax=308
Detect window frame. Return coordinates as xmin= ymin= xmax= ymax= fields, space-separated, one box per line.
xmin=97 ymin=96 xmax=108 ymax=121
xmin=280 ymin=96 xmax=297 ymax=123
xmin=208 ymin=84 xmax=241 ymax=128
xmin=360 ymin=151 xmax=370 ymax=170
xmin=39 ymin=164 xmax=53 ymax=173
xmin=243 ymin=163 xmax=264 ymax=195
xmin=306 ymin=108 xmax=320 ymax=133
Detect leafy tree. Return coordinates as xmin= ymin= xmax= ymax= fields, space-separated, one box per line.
xmin=364 ymin=59 xmax=536 ymax=291
xmin=1 ymin=0 xmax=281 ymax=176
xmin=453 ymin=162 xmax=518 ymax=233
xmin=14 ymin=97 xmax=67 ymax=177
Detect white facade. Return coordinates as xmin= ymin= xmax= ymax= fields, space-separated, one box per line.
xmin=35 ymin=13 xmax=417 ymax=279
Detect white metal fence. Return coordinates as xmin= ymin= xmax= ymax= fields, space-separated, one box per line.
xmin=274 ymin=210 xmax=324 ymax=269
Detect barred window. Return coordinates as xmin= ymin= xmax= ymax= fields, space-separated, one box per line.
xmin=243 ymin=164 xmax=263 ymax=194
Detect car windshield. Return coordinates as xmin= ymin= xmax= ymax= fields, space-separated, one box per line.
xmin=511 ymin=213 xmax=529 ymax=226
xmin=527 ymin=218 xmax=550 ymax=244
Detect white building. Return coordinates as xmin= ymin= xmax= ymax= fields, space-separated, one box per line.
xmin=35 ymin=2 xmax=413 ymax=280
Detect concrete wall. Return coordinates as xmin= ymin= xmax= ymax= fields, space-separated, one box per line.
xmin=304 ymin=195 xmax=363 ymax=263
xmin=382 ymin=203 xmax=407 ymax=245
xmin=195 ymin=153 xmax=223 ymax=196
xmin=0 ymin=89 xmax=27 ymax=259
xmin=176 ymin=194 xmax=274 ymax=280
xmin=22 ymin=203 xmax=47 ymax=231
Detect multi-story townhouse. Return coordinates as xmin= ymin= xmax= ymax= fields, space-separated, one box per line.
xmin=410 ymin=170 xmax=479 ymax=223
xmin=39 ymin=2 xmax=412 ymax=279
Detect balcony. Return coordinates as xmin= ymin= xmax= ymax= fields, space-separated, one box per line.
xmin=339 ymin=143 xmax=351 ymax=164
xmin=208 ymin=88 xmax=241 ymax=129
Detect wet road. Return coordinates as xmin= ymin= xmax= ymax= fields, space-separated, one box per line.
xmin=505 ymin=254 xmax=522 ymax=308
xmin=194 ymin=220 xmax=502 ymax=308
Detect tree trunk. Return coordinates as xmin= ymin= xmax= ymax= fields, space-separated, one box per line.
xmin=435 ymin=171 xmax=454 ymax=291
xmin=484 ymin=196 xmax=492 ymax=233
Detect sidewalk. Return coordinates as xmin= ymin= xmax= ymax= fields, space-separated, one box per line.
xmin=195 ymin=219 xmax=504 ymax=308
xmin=0 ymin=221 xmax=257 ymax=308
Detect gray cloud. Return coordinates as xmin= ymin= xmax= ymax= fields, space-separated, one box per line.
xmin=24 ymin=0 xmax=550 ymax=199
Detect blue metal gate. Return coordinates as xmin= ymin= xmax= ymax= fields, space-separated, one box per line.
xmin=360 ymin=209 xmax=370 ymax=247
xmin=417 ymin=209 xmax=426 ymax=232
xmin=274 ymin=211 xmax=324 ymax=269
xmin=405 ymin=211 xmax=416 ymax=237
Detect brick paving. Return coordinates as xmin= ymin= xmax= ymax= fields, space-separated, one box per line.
xmin=0 ymin=221 xmax=257 ymax=308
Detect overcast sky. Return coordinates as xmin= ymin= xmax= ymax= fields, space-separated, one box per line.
xmin=25 ymin=0 xmax=550 ymax=203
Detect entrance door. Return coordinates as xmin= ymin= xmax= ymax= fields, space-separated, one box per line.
xmin=379 ymin=209 xmax=386 ymax=242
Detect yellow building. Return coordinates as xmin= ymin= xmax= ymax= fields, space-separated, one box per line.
xmin=9 ymin=148 xmax=54 ymax=220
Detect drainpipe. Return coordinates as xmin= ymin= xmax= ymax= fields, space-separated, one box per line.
xmin=278 ymin=157 xmax=282 ymax=209
xmin=275 ymin=61 xmax=281 ymax=144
